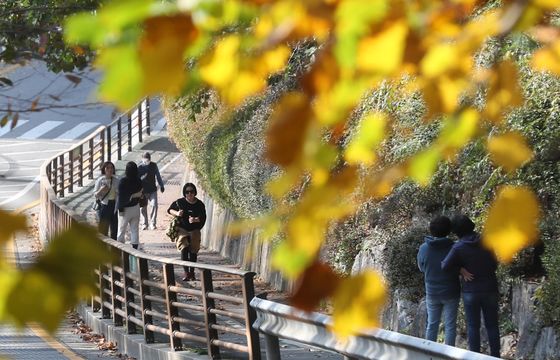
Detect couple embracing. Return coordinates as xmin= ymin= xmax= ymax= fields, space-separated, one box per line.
xmin=417 ymin=215 xmax=500 ymax=358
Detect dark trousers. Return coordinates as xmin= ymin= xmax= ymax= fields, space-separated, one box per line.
xmin=181 ymin=248 xmax=197 ymax=274
xmin=98 ymin=200 xmax=117 ymax=240
xmin=463 ymin=292 xmax=501 ymax=358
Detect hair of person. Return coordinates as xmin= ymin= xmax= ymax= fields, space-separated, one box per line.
xmin=125 ymin=161 xmax=138 ymax=179
xmin=451 ymin=215 xmax=476 ymax=238
xmin=182 ymin=182 xmax=197 ymax=196
xmin=142 ymin=151 xmax=151 ymax=160
xmin=100 ymin=161 xmax=115 ymax=175
xmin=429 ymin=215 xmax=451 ymax=237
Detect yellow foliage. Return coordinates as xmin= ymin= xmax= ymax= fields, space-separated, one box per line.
xmin=483 ymin=186 xmax=541 ymax=263
xmin=409 ymin=148 xmax=441 ymax=186
xmin=139 ymin=14 xmax=198 ymax=95
xmin=487 ymin=132 xmax=534 ymax=173
xmin=0 ymin=210 xmax=27 ymax=245
xmin=438 ymin=108 xmax=479 ymax=156
xmin=344 ymin=112 xmax=388 ymax=166
xmin=531 ymin=39 xmax=560 ymax=75
xmin=356 ymin=21 xmax=408 ymax=75
xmin=331 ymin=271 xmax=387 ymax=338
xmin=484 ymin=60 xmax=524 ymax=123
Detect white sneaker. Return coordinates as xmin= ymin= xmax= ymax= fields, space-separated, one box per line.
xmin=141 ymin=224 xmax=147 ymax=230
xmin=149 ymin=225 xmax=157 ymax=230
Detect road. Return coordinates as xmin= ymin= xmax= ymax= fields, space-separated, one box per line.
xmin=0 ymin=61 xmax=162 ymax=210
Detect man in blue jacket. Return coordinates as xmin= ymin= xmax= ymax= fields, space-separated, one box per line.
xmin=417 ymin=215 xmax=460 ymax=346
xmin=442 ymin=215 xmax=500 ymax=358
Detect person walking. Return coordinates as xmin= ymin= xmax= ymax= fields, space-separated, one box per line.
xmin=138 ymin=152 xmax=165 ymax=230
xmin=94 ymin=161 xmax=118 ymax=240
xmin=116 ymin=161 xmax=144 ymax=249
xmin=442 ymin=215 xmax=501 ymax=358
xmin=417 ymin=215 xmax=460 ymax=346
xmin=167 ymin=183 xmax=206 ymax=281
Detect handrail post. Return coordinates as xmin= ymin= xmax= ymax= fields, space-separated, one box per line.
xmin=111 ymin=258 xmax=123 ymax=326
xmin=145 ymin=98 xmax=151 ymax=136
xmin=242 ymin=272 xmax=261 ymax=360
xmin=106 ymin=126 xmax=112 ymax=162
xmin=117 ymin=117 xmax=122 ymax=160
xmin=127 ymin=112 xmax=132 ymax=152
xmin=100 ymin=264 xmax=111 ymax=319
xmin=163 ymin=264 xmax=182 ymax=350
xmin=89 ymin=138 xmax=94 ymax=179
xmin=100 ymin=130 xmax=105 ymax=166
xmin=68 ymin=150 xmax=74 ymax=194
xmin=138 ymin=258 xmax=154 ymax=343
xmin=78 ymin=144 xmax=83 ymax=187
xmin=51 ymin=158 xmax=58 ymax=195
xmin=137 ymin=103 xmax=143 ymax=143
xmin=58 ymin=154 xmax=65 ymax=198
xmin=122 ymin=252 xmax=136 ymax=334
xmin=201 ymin=269 xmax=220 ymax=358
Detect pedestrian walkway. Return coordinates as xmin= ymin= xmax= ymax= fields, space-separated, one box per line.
xmin=59 ymin=129 xmax=342 ymax=359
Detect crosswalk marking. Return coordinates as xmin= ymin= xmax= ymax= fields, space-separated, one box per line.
xmin=55 ymin=122 xmax=100 ymax=140
xmin=0 ymin=120 xmax=29 ymax=137
xmin=18 ymin=121 xmax=64 ymax=139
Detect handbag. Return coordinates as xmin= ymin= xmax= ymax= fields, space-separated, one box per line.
xmin=166 ymin=201 xmax=181 ymax=242
xmin=93 ymin=178 xmax=112 ymax=211
xmin=138 ymin=193 xmax=148 ymax=208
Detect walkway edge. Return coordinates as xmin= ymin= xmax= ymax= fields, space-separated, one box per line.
xmin=77 ymin=303 xmax=208 ymax=360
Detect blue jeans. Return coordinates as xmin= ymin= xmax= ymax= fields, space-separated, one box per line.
xmin=425 ymin=295 xmax=459 ymax=345
xmin=463 ymin=292 xmax=500 ymax=357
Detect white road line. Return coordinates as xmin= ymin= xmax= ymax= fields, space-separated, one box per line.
xmin=0 ymin=157 xmax=52 ymax=164
xmin=2 ymin=149 xmax=63 ymax=156
xmin=55 ymin=122 xmax=100 ymax=140
xmin=0 ymin=176 xmax=39 ymax=206
xmin=2 ymin=175 xmax=38 ymax=180
xmin=0 ymin=190 xmax=23 ymax=194
xmin=0 ymin=184 xmax=26 ymax=188
xmin=0 ymin=141 xmax=37 ymax=148
xmin=18 ymin=120 xmax=63 ymax=139
xmin=0 ymin=120 xmax=29 ymax=137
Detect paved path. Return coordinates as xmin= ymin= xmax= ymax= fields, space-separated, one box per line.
xmin=59 ymin=129 xmax=342 ymax=359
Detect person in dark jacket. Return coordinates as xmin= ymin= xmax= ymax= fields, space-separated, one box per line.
xmin=138 ymin=152 xmax=164 ymax=230
xmin=417 ymin=216 xmax=460 ymax=345
xmin=167 ymin=183 xmax=206 ymax=281
xmin=442 ymin=215 xmax=500 ymax=358
xmin=116 ymin=162 xmax=144 ymax=249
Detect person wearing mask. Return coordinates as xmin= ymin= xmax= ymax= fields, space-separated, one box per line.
xmin=442 ymin=215 xmax=500 ymax=358
xmin=94 ymin=161 xmax=118 ymax=240
xmin=417 ymin=215 xmax=460 ymax=346
xmin=167 ymin=183 xmax=206 ymax=281
xmin=116 ymin=161 xmax=144 ymax=249
xmin=138 ymin=152 xmax=164 ymax=230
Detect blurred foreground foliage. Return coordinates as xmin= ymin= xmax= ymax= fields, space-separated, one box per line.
xmin=63 ymin=0 xmax=560 ymax=337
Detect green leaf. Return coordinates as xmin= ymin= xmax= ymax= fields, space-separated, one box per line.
xmin=408 ymin=148 xmax=441 ymax=186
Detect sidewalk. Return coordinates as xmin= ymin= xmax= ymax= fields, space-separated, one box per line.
xmin=59 ymin=129 xmax=342 ymax=359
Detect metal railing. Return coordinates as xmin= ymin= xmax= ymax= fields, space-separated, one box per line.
xmin=39 ymin=99 xmax=262 ymax=359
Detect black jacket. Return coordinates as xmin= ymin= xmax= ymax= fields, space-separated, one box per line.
xmin=167 ymin=198 xmax=206 ymax=231
xmin=116 ymin=177 xmax=143 ymax=209
xmin=441 ymin=232 xmax=498 ymax=293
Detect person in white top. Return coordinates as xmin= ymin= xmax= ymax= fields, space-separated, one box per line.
xmin=94 ymin=161 xmax=119 ymax=239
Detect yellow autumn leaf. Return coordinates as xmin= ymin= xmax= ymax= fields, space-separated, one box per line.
xmin=487 ymin=132 xmax=534 ymax=173
xmin=366 ymin=165 xmax=406 ymax=199
xmin=437 ymin=76 xmax=469 ymax=113
xmin=421 ymin=43 xmax=461 ymax=78
xmin=484 ymin=60 xmax=524 ymax=123
xmin=344 ymin=112 xmax=388 ymax=165
xmin=438 ymin=108 xmax=479 ymax=154
xmin=533 ymin=0 xmax=560 ymax=8
xmin=531 ymin=39 xmax=560 ymax=75
xmin=408 ymin=147 xmax=441 ymax=186
xmin=265 ymin=92 xmax=312 ymax=166
xmin=331 ymin=271 xmax=387 ymax=338
xmin=483 ymin=186 xmax=540 ymax=263
xmin=139 ymin=14 xmax=198 ymax=95
xmin=0 ymin=209 xmax=27 ymax=244
xmin=200 ymin=35 xmax=240 ymax=88
xmin=357 ymin=20 xmax=408 ymax=75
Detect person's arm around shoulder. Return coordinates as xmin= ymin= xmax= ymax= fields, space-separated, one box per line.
xmin=417 ymin=243 xmax=427 ymax=273
xmin=441 ymin=244 xmax=460 ymax=271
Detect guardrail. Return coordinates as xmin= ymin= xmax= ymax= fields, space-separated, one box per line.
xmin=39 ymin=99 xmax=262 ymax=359
xmin=251 ymin=297 xmax=497 ymax=360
